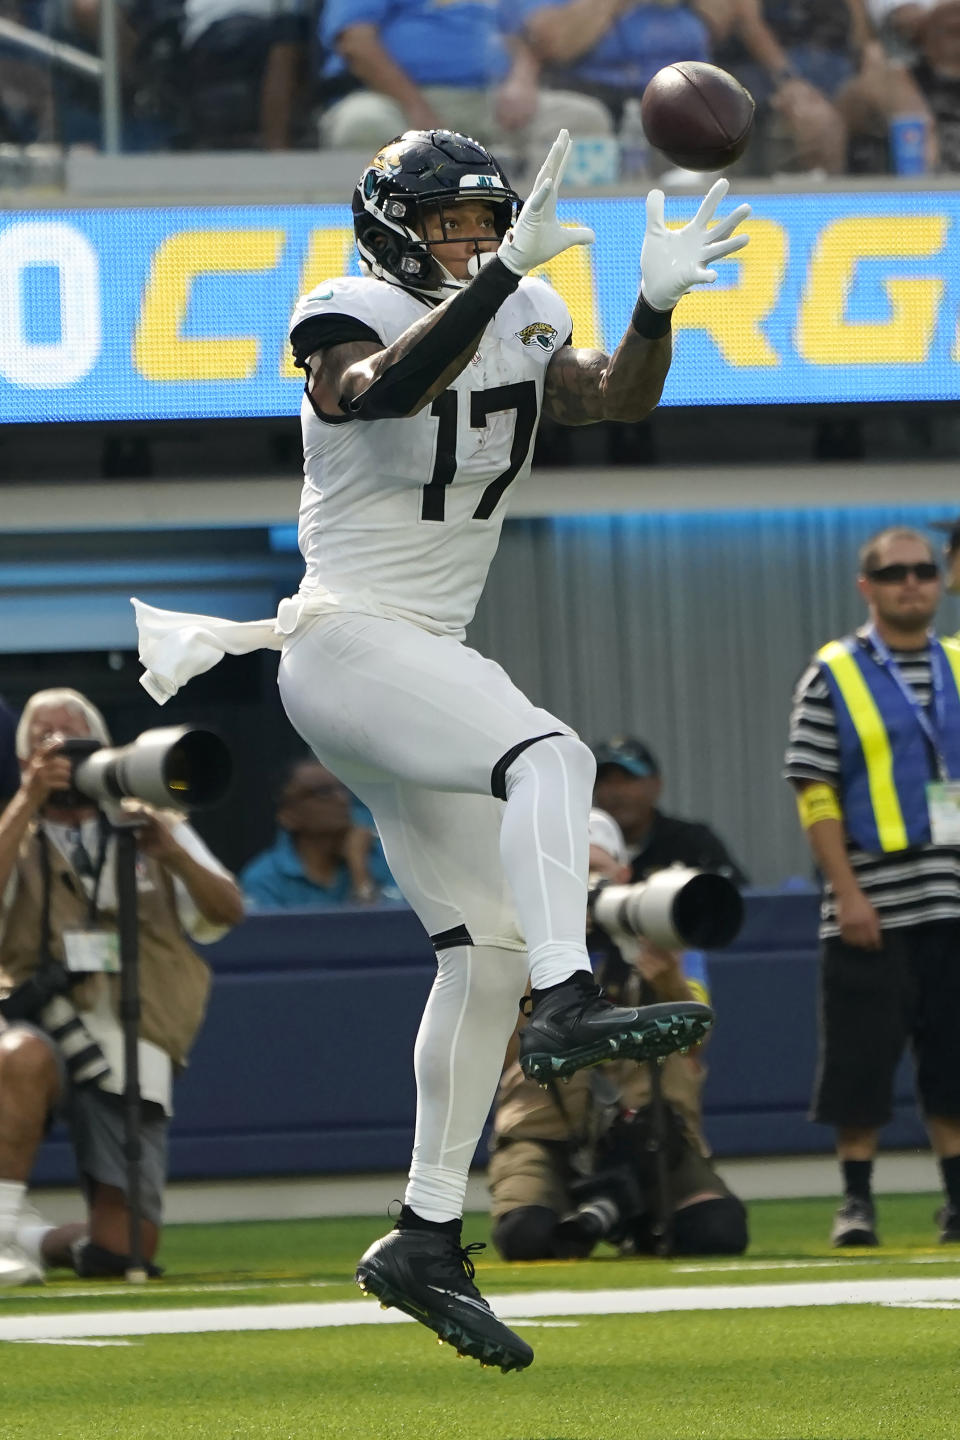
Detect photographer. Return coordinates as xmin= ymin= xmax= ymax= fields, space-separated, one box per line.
xmin=0 ymin=689 xmax=243 ymax=1286
xmin=488 ymin=810 xmax=747 ymax=1261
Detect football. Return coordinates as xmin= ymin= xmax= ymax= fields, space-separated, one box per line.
xmin=640 ymin=61 xmax=755 ymax=172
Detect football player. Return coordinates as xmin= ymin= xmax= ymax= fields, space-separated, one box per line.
xmin=132 ymin=128 xmax=750 ymax=1373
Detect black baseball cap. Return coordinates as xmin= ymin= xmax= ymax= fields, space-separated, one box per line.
xmin=931 ymin=517 xmax=960 ymax=554
xmin=591 ymin=736 xmax=660 ymax=778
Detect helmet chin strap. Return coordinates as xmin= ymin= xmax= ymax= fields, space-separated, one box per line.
xmin=435 ymin=246 xmax=498 ymax=291
xmin=434 ymin=259 xmax=466 ymax=291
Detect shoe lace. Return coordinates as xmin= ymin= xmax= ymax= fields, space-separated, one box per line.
xmin=438 ymin=1240 xmax=487 ymax=1297
xmin=519 ymin=975 xmax=604 ymax=1019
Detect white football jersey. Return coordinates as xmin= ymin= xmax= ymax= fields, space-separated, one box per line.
xmin=288 ymin=273 xmax=572 ymax=639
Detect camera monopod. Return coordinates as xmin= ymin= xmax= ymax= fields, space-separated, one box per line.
xmin=114 ymin=815 xmax=148 ymax=1283
xmin=645 ymin=1058 xmax=673 ymax=1258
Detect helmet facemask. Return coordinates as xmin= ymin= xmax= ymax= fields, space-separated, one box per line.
xmin=409 ymin=198 xmax=507 ymax=292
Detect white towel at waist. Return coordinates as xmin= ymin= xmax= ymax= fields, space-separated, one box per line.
xmin=131 ymin=593 xmax=320 ymax=705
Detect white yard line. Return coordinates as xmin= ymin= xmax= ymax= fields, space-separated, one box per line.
xmin=671 ymin=1255 xmax=960 ymax=1273
xmin=10 ymin=1338 xmax=139 ymax=1346
xmin=0 ymin=1279 xmax=335 ymax=1302
xmin=3 ymin=1277 xmax=960 ymax=1341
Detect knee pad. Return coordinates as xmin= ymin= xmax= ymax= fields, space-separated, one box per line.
xmin=492 ymin=1205 xmax=562 ymax=1262
xmin=433 ymin=945 xmax=529 ymax=1007
xmin=670 ymin=1195 xmax=749 ymax=1256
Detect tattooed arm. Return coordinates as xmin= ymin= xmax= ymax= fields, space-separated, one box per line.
xmin=543 ymin=176 xmax=750 ymax=426
xmin=542 ymin=328 xmax=673 ymax=427
xmin=305 ymin=340 xmax=381 ymax=420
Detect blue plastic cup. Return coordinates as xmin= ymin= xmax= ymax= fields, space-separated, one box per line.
xmin=889 ymin=114 xmax=929 ymax=176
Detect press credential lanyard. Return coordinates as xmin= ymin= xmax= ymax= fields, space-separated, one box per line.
xmin=866 ymin=626 xmax=950 ymax=780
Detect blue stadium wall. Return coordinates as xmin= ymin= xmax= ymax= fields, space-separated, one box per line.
xmin=33 ymin=894 xmax=925 ymax=1185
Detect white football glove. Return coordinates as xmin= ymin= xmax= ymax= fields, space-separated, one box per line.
xmin=639 ymin=178 xmax=751 ymax=313
xmin=498 ymin=129 xmax=595 ymax=277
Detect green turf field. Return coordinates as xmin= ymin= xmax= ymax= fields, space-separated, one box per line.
xmin=3 ymin=1193 xmax=960 ymax=1440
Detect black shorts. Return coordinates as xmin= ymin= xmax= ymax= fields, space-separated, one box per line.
xmin=813 ymin=920 xmax=960 ymax=1127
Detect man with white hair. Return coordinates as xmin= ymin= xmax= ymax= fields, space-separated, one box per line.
xmin=0 ymin=688 xmax=243 ymax=1286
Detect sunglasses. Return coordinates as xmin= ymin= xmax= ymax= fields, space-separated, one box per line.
xmin=865 ymin=562 xmax=940 ymax=584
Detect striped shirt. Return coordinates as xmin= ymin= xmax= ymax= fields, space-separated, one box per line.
xmin=784 ymin=639 xmax=960 ymax=938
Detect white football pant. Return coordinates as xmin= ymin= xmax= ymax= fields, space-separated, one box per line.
xmin=278 ymin=610 xmax=596 ymax=1220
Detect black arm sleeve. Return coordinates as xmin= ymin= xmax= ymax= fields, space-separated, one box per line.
xmin=290 ymin=314 xmax=382 ymax=371
xmin=345 ymin=257 xmax=521 ymax=421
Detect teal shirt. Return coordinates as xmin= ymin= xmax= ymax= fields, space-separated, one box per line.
xmin=240 ymin=829 xmax=402 ymax=910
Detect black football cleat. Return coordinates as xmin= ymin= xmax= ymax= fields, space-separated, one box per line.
xmin=518 ymin=971 xmax=713 ymax=1083
xmin=355 ymin=1223 xmax=533 ymax=1373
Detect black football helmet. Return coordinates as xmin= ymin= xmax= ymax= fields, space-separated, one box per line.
xmin=352 ymin=130 xmax=520 ymax=296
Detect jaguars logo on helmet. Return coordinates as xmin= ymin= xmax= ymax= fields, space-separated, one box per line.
xmin=352 ymin=130 xmax=521 ymax=298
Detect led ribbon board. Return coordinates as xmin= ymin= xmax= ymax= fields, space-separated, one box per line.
xmin=1 ymin=191 xmax=958 ymax=423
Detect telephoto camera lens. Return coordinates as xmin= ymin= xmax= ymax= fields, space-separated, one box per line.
xmin=590 ymin=866 xmax=744 ymax=949
xmin=40 ymin=996 xmax=112 ymax=1087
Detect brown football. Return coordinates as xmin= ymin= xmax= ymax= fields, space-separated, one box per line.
xmin=640 ymin=61 xmax=755 ymax=171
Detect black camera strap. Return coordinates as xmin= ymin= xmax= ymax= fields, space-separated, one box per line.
xmin=78 ymin=817 xmax=110 ymax=925
xmin=38 ymin=828 xmax=57 ymax=967
xmin=38 ymin=814 xmax=110 ymax=962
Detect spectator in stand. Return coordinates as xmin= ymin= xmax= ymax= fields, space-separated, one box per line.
xmin=591 ymin=737 xmax=749 ymax=886
xmin=240 ymin=759 xmax=403 ymax=909
xmin=316 ymin=0 xmax=613 ymax=152
xmin=177 ymin=0 xmax=308 ymax=148
xmin=0 ymin=697 xmax=18 ymax=807
xmin=833 ymin=0 xmax=944 ymax=171
xmin=507 ymin=0 xmax=735 ymax=132
xmin=0 ymin=0 xmax=55 ymax=143
xmin=47 ymin=0 xmax=177 ymax=149
xmin=720 ymin=0 xmax=892 ymax=173
xmin=868 ymin=0 xmax=936 ymax=61
xmin=903 ymin=0 xmax=960 ymax=170
xmin=815 ymin=0 xmax=960 ymax=176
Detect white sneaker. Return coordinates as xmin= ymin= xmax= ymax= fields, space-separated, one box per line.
xmin=0 ymin=1240 xmax=45 ymax=1286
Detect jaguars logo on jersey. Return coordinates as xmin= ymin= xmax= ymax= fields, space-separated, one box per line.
xmin=515 ymin=322 xmax=558 ymax=352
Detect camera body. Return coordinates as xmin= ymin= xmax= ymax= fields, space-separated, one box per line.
xmin=554 ymin=1102 xmax=690 ymax=1257
xmin=0 ymin=960 xmax=111 ymax=1086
